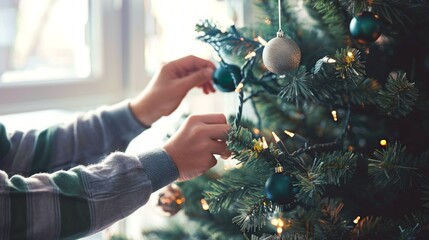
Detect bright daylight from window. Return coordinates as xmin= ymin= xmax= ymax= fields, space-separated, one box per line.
xmin=0 ymin=0 xmax=90 ymax=83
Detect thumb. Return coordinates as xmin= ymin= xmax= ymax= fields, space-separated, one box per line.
xmin=180 ymin=67 xmax=213 ymax=90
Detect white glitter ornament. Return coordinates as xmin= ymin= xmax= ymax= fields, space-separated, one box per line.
xmin=262 ymin=31 xmax=301 ymax=75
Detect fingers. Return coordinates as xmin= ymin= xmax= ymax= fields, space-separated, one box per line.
xmin=199 ymin=81 xmax=216 ymax=94
xmin=209 ymin=140 xmax=231 ymax=157
xmin=171 ymin=55 xmax=216 ymax=73
xmin=180 ymin=67 xmax=213 ymax=90
xmin=204 ymin=124 xmax=230 ymax=140
xmin=187 ymin=113 xmax=227 ymax=125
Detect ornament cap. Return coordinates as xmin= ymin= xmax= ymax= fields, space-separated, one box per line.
xmin=275 ymin=163 xmax=284 ymax=173
xmin=276 ymin=30 xmax=284 ymax=38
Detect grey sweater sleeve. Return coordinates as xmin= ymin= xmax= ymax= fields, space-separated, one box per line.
xmin=1 ymin=100 xmax=148 ymax=176
xmin=0 ymin=101 xmax=179 ymax=239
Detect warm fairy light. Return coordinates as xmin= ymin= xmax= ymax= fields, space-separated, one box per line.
xmin=175 ymin=198 xmax=184 ymax=205
xmin=245 ymin=51 xmax=257 ymax=59
xmin=253 ymin=128 xmax=260 ymax=135
xmin=257 ymin=36 xmax=268 ymax=46
xmin=345 ymin=51 xmax=355 ymax=64
xmin=353 ymin=216 xmax=361 ymax=224
xmin=327 ymin=58 xmax=336 ymax=63
xmin=323 ymin=56 xmax=337 ymax=63
xmin=272 ymin=131 xmax=289 ymax=154
xmin=235 ymin=82 xmax=244 ymax=93
xmin=271 ymin=218 xmax=279 ymax=226
xmin=264 ymin=17 xmax=272 ymax=25
xmin=201 ymin=199 xmax=209 ymax=211
xmin=331 ymin=110 xmax=338 ymax=122
xmin=262 ymin=137 xmax=269 ymax=149
xmin=272 ymin=132 xmax=281 ymax=142
xmin=240 ymin=37 xmax=244 ymax=41
xmin=284 ymin=130 xmax=295 ymax=137
xmin=277 ymin=227 xmax=283 ymax=234
xmin=380 ymin=139 xmax=387 ymax=147
xmin=278 ymin=219 xmax=284 ymax=227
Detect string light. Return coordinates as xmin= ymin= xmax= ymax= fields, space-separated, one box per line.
xmin=284 ymin=130 xmax=295 ymax=137
xmin=235 ymin=82 xmax=244 ymax=93
xmin=245 ymin=51 xmax=257 ymax=59
xmin=262 ymin=137 xmax=269 ymax=149
xmin=380 ymin=139 xmax=387 ymax=147
xmin=272 ymin=132 xmax=289 ymax=154
xmin=345 ymin=51 xmax=355 ymax=64
xmin=257 ymin=36 xmax=268 ymax=46
xmin=264 ymin=17 xmax=272 ymax=25
xmin=331 ymin=110 xmax=338 ymax=122
xmin=271 ymin=217 xmax=292 ymax=235
xmin=253 ymin=128 xmax=260 ymax=136
xmin=323 ymin=56 xmax=337 ymax=63
xmin=201 ymin=199 xmax=209 ymax=211
xmin=353 ymin=216 xmax=361 ymax=224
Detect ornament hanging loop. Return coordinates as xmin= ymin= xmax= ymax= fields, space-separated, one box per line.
xmin=275 ymin=163 xmax=284 ymax=173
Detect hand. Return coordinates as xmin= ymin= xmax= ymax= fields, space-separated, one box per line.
xmin=130 ymin=55 xmax=216 ymax=126
xmin=163 ymin=114 xmax=231 ymax=181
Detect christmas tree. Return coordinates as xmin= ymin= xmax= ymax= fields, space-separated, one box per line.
xmin=144 ymin=0 xmax=429 ymax=239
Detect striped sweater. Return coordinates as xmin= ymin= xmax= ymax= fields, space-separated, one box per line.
xmin=0 ymin=101 xmax=179 ymax=239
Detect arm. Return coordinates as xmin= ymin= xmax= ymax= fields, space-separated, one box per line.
xmin=0 ymin=101 xmax=147 ymax=177
xmin=0 ymin=149 xmax=178 ymax=239
xmin=0 ymin=113 xmax=230 ymax=239
xmin=1 ymin=55 xmax=216 ymax=177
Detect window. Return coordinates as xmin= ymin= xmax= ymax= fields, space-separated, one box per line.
xmin=0 ymin=0 xmax=125 ymax=114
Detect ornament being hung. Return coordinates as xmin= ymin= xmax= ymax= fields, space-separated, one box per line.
xmin=264 ymin=163 xmax=296 ymax=205
xmin=212 ymin=64 xmax=241 ymax=92
xmin=262 ymin=0 xmax=301 ymax=75
xmin=157 ymin=184 xmax=186 ymax=216
xmin=349 ymin=11 xmax=382 ymax=45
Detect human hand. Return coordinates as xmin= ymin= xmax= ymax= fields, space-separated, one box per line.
xmin=130 ymin=55 xmax=216 ymax=126
xmin=163 ymin=114 xmax=231 ymax=181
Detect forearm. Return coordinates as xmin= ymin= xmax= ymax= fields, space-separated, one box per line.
xmin=0 ymin=148 xmax=178 ymax=239
xmin=0 ymin=100 xmax=147 ymax=176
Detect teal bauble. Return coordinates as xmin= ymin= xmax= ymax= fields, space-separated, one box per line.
xmin=212 ymin=65 xmax=241 ymax=92
xmin=264 ymin=173 xmax=295 ymax=205
xmin=349 ymin=11 xmax=382 ymax=44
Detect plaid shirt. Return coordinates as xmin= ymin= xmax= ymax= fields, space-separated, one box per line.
xmin=0 ymin=101 xmax=178 ymax=239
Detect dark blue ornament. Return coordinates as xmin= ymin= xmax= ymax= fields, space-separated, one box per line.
xmin=349 ymin=11 xmax=382 ymax=44
xmin=265 ymin=173 xmax=295 ymax=205
xmin=212 ymin=64 xmax=241 ymax=92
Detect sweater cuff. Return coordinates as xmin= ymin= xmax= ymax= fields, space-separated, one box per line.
xmin=138 ymin=148 xmax=179 ymax=192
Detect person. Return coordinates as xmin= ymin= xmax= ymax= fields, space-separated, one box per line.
xmin=0 ymin=55 xmax=231 ymax=239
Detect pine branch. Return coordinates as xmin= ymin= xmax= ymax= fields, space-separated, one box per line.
xmin=294 ymin=156 xmax=327 ymax=206
xmin=232 ymin=196 xmax=270 ymax=232
xmin=334 ymin=48 xmax=365 ymax=83
xmin=368 ymin=142 xmax=420 ymax=191
xmin=318 ymin=151 xmax=358 ymax=186
xmin=278 ymin=66 xmax=316 ymax=108
xmin=376 ymin=71 xmax=419 ymax=118
xmin=310 ymin=0 xmax=349 ymax=46
xmin=351 ymin=216 xmax=384 ymax=239
xmin=203 ymin=168 xmax=267 ymax=214
xmin=313 ymin=199 xmax=352 ymax=240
